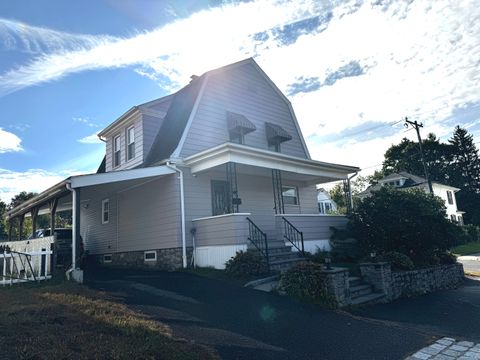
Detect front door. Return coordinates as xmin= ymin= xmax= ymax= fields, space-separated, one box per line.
xmin=211 ymin=180 xmax=231 ymax=216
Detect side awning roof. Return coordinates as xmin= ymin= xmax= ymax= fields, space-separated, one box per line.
xmin=265 ymin=122 xmax=292 ymax=143
xmin=5 ymin=166 xmax=175 ymax=219
xmin=227 ymin=111 xmax=256 ymax=135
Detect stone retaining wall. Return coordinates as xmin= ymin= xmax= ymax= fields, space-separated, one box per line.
xmin=360 ymin=262 xmax=464 ymax=302
xmin=91 ymin=247 xmax=193 ymax=271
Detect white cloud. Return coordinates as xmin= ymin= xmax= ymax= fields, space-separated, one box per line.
xmin=73 ymin=116 xmax=102 ymax=128
xmin=0 ymin=128 xmax=22 ymax=153
xmin=0 ymin=0 xmax=479 ymax=171
xmin=78 ymin=131 xmax=102 ymax=144
xmin=0 ymin=168 xmax=64 ymax=203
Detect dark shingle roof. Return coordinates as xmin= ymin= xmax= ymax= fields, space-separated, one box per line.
xmin=144 ymin=76 xmax=205 ymax=166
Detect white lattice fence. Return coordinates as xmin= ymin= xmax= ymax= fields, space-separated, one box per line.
xmin=1 ymin=250 xmax=52 ymax=286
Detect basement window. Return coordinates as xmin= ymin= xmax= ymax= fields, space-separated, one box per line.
xmin=144 ymin=251 xmax=157 ymax=262
xmin=103 ymin=254 xmax=112 ymax=263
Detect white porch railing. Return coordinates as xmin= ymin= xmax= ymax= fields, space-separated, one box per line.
xmin=1 ymin=250 xmax=52 ymax=286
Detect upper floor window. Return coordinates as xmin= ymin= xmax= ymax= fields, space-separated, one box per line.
xmin=127 ymin=126 xmax=135 ymax=161
xmin=113 ymin=135 xmax=121 ymax=168
xmin=102 ymin=199 xmax=110 ymax=224
xmin=282 ymin=186 xmax=299 ymax=205
xmin=266 ymin=122 xmax=292 ymax=153
xmin=227 ymin=111 xmax=256 ymax=146
xmin=447 ymin=191 xmax=454 ymax=205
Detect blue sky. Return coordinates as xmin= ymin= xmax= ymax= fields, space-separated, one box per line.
xmin=0 ymin=0 xmax=479 ymax=202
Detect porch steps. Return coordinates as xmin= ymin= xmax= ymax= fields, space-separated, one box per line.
xmin=348 ymin=276 xmax=385 ymax=306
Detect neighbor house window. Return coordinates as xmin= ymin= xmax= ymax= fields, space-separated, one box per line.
xmin=144 ymin=251 xmax=157 ymax=262
xmin=282 ymin=186 xmax=298 ymax=205
xmin=127 ymin=126 xmax=135 ymax=160
xmin=450 ymin=214 xmax=457 ymax=223
xmin=102 ymin=199 xmax=110 ymax=224
xmin=113 ymin=135 xmax=121 ymax=167
xmin=447 ymin=191 xmax=454 ymax=205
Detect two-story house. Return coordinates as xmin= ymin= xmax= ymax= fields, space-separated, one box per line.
xmin=5 ymin=58 xmax=359 ymax=274
xmin=357 ymin=172 xmax=465 ymax=224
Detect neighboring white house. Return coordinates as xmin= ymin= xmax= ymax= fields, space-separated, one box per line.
xmin=358 ymin=172 xmax=465 ymax=224
xmin=317 ymin=188 xmax=337 ymax=214
xmin=5 ymin=58 xmax=359 ymax=272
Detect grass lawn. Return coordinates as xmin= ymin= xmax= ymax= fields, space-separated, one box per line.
xmin=451 ymin=242 xmax=480 ymax=256
xmin=0 ymin=280 xmax=219 ymax=360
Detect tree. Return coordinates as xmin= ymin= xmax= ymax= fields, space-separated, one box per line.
xmin=350 ymin=187 xmax=455 ymax=265
xmin=329 ymin=175 xmax=372 ymax=214
xmin=0 ymin=200 xmax=7 ymax=240
xmin=449 ymin=126 xmax=480 ymax=193
xmin=7 ymin=191 xmax=37 ymax=240
xmin=382 ymin=133 xmax=453 ymax=184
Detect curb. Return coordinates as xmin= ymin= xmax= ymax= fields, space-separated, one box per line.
xmin=458 ymin=256 xmax=480 ymax=261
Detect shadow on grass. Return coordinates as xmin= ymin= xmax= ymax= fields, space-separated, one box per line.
xmin=0 ymin=281 xmax=219 ymax=360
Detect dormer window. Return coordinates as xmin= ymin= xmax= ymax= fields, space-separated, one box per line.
xmin=227 ymin=111 xmax=256 ymax=145
xmin=266 ymin=122 xmax=292 ymax=153
xmin=127 ymin=126 xmax=135 ymax=161
xmin=113 ymin=135 xmax=121 ymax=168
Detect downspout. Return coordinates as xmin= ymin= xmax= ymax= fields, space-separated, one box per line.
xmin=65 ymin=182 xmax=77 ymax=270
xmin=347 ymin=171 xmax=358 ymax=213
xmin=165 ymin=162 xmax=187 ymax=268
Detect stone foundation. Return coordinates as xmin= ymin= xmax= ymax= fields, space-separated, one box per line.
xmin=360 ymin=262 xmax=464 ymax=302
xmin=91 ymin=247 xmax=193 ymax=271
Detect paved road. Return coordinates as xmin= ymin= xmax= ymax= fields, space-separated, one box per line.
xmin=458 ymin=255 xmax=480 ymax=273
xmin=352 ymin=278 xmax=480 ymax=343
xmin=86 ymin=269 xmax=430 ymax=360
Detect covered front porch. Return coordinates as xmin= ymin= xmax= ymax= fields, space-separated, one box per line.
xmin=183 ymin=142 xmax=359 ymax=269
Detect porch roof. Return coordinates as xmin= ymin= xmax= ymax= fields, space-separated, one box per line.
xmin=5 ymin=165 xmax=176 ymax=219
xmin=183 ymin=142 xmax=360 ymax=182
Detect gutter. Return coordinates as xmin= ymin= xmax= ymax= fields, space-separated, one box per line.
xmin=165 ymin=162 xmax=187 ymax=268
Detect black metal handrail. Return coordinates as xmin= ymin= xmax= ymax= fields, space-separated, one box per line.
xmin=282 ymin=217 xmax=305 ymax=255
xmin=246 ymin=217 xmax=269 ymax=269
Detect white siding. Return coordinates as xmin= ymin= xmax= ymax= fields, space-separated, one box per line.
xmin=105 ymin=115 xmax=144 ymax=172
xmin=180 ymin=63 xmax=308 ymax=159
xmin=182 ymin=166 xmax=318 ymax=241
xmin=80 ymin=174 xmax=180 ymax=255
xmin=432 ymin=184 xmax=461 ymax=218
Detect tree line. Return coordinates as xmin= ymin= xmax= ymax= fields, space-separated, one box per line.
xmin=331 ymin=125 xmax=480 ymax=225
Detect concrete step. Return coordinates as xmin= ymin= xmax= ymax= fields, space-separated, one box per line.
xmin=270 ymin=257 xmax=303 ymax=272
xmin=349 ymin=292 xmax=385 ymax=306
xmin=348 ymin=276 xmax=363 ymax=287
xmin=350 ymin=284 xmax=373 ymax=299
xmin=268 ymin=252 xmax=300 ymax=262
xmin=253 ymin=280 xmax=279 ymax=292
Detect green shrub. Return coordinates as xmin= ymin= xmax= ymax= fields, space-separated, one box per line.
xmin=381 ymin=251 xmax=414 ymax=271
xmin=430 ymin=251 xmax=457 ymax=265
xmin=224 ymin=251 xmax=268 ymax=278
xmin=350 ymin=187 xmax=455 ymax=265
xmin=280 ymin=261 xmax=336 ymax=307
xmin=304 ymin=248 xmax=329 ymax=264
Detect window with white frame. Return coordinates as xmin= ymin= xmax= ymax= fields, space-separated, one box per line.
xmin=102 ymin=199 xmax=110 ymax=224
xmin=113 ymin=135 xmax=121 ymax=167
xmin=282 ymin=186 xmax=299 ymax=205
xmin=144 ymin=251 xmax=157 ymax=262
xmin=103 ymin=254 xmax=112 ymax=263
xmin=127 ymin=126 xmax=135 ymax=161
xmin=447 ymin=190 xmax=454 ymax=205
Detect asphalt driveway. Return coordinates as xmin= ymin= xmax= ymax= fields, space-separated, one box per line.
xmin=351 ymin=277 xmax=480 ymax=343
xmin=86 ymin=269 xmax=430 ymax=360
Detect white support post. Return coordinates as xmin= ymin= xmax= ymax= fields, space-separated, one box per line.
xmin=10 ymin=254 xmax=13 ymax=285
xmin=2 ymin=252 xmax=6 ymax=286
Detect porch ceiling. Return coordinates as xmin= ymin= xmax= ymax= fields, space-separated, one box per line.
xmin=183 ymin=142 xmax=360 ymax=184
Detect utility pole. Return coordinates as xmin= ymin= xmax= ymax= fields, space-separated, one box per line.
xmin=404 ymin=117 xmax=433 ymax=194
